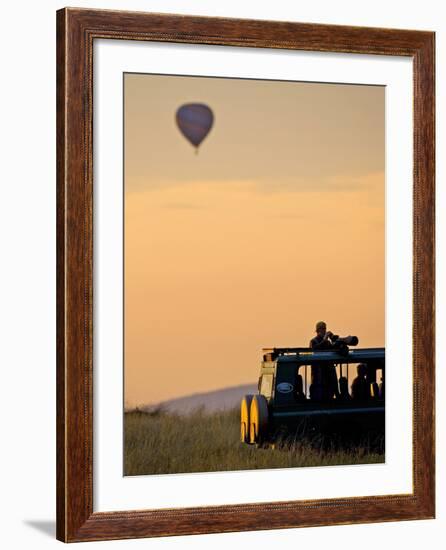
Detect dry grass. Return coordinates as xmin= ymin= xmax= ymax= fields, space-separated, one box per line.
xmin=124 ymin=407 xmax=384 ymax=476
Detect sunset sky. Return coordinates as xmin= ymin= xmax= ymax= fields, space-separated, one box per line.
xmin=124 ymin=73 xmax=385 ymax=407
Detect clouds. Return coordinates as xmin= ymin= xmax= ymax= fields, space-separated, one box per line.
xmin=126 ymin=171 xmax=384 ymax=197
xmin=161 ymin=201 xmax=206 ymax=210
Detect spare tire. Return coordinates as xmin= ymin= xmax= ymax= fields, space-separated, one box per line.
xmin=249 ymin=394 xmax=269 ymax=445
xmin=240 ymin=395 xmax=254 ymax=443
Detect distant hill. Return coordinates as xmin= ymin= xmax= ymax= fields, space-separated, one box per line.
xmin=142 ymin=384 xmax=257 ymax=415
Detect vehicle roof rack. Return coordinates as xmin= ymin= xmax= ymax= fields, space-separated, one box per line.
xmin=263 ymin=347 xmax=314 ymax=355
xmin=262 ymin=347 xmax=313 ymax=361
xmin=262 ymin=346 xmax=385 ymax=364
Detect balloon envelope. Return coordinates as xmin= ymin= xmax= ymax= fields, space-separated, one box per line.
xmin=176 ymin=103 xmax=214 ymax=149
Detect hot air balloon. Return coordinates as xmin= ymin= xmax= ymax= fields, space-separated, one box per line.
xmin=175 ymin=103 xmax=214 ymax=153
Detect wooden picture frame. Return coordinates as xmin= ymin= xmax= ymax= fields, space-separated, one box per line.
xmin=56 ymin=7 xmax=435 ymax=542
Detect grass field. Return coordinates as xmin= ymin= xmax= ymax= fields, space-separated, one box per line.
xmin=124 ymin=407 xmax=384 ymax=476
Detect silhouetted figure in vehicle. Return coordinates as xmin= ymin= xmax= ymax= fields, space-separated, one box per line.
xmin=309 ymin=321 xmax=340 ymax=401
xmin=351 ymin=363 xmax=370 ymax=401
xmin=370 ymin=381 xmax=380 ymax=399
xmin=379 ymin=376 xmax=385 ymax=399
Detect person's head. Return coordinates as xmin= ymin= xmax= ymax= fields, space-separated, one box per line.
xmin=315 ymin=321 xmax=327 ymax=338
xmin=357 ymin=363 xmax=368 ymax=377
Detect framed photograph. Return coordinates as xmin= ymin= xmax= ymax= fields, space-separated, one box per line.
xmin=56 ymin=8 xmax=435 ymax=542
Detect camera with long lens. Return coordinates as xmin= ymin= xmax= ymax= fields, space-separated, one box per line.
xmin=330 ymin=334 xmax=359 ymax=355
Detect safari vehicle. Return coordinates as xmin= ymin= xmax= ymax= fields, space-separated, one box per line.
xmin=240 ymin=345 xmax=385 ymax=445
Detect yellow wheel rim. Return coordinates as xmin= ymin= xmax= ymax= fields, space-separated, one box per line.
xmin=240 ymin=422 xmax=246 ymax=442
xmin=240 ymin=395 xmax=252 ymax=443
xmin=250 ymin=421 xmax=257 ymax=444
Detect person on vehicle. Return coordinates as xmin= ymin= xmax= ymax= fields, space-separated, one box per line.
xmin=310 ymin=321 xmax=334 ymax=350
xmin=309 ymin=321 xmax=340 ymax=400
xmin=351 ymin=363 xmax=370 ymax=401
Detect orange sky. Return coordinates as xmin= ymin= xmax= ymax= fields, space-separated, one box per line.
xmin=124 ymin=73 xmax=385 ymax=407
